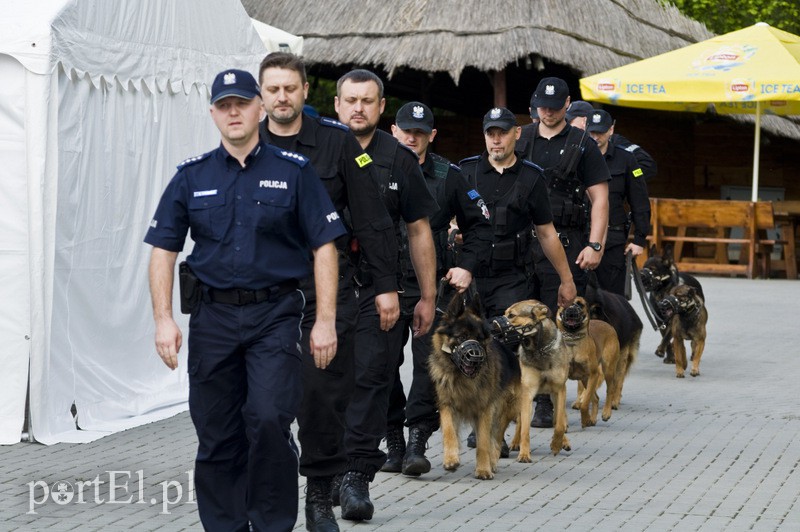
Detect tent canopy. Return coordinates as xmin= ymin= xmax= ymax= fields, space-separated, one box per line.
xmin=0 ymin=0 xmax=267 ymax=444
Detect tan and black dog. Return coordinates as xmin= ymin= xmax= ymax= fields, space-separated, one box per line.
xmin=658 ymin=284 xmax=708 ymax=378
xmin=503 ymin=300 xmax=571 ymax=463
xmin=585 ymin=272 xmax=641 ymax=411
xmin=588 ymin=319 xmax=621 ymax=422
xmin=429 ymin=291 xmax=520 ymax=480
xmin=556 ymin=297 xmax=604 ymax=428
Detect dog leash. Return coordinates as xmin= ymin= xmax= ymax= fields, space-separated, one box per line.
xmin=629 ymin=253 xmax=667 ymax=332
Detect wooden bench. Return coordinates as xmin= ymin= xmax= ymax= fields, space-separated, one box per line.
xmin=648 ymin=198 xmax=781 ymax=279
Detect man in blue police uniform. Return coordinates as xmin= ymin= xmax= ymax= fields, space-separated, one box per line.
xmin=517 ymin=77 xmax=610 ymax=428
xmin=585 ymin=109 xmax=651 ymax=295
xmin=145 ymin=68 xmax=345 ymax=532
xmin=460 ymin=107 xmax=577 ymax=317
xmin=384 ymin=101 xmax=493 ymax=477
xmin=258 ymin=52 xmax=400 ymax=532
xmin=334 ymin=70 xmax=438 ymax=522
xmin=566 ymin=100 xmax=658 ymax=182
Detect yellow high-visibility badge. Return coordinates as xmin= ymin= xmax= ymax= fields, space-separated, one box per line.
xmin=632 ymin=168 xmax=644 ymax=178
xmin=355 ymin=153 xmax=373 ymax=168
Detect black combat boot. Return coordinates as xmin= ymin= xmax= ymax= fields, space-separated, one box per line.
xmin=380 ymin=426 xmax=406 ymax=473
xmin=401 ymin=422 xmax=435 ymax=476
xmin=339 ymin=471 xmax=374 ymax=521
xmin=531 ymin=394 xmax=554 ymax=428
xmin=304 ymin=477 xmax=339 ymax=532
xmin=330 ymin=473 xmax=343 ymax=507
xmin=466 ymin=430 xmax=509 ymax=457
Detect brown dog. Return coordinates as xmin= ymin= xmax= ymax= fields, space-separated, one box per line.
xmin=556 ymin=297 xmax=604 ymax=428
xmin=503 ymin=300 xmax=571 ymax=463
xmin=588 ymin=319 xmax=621 ymax=422
xmin=429 ymin=291 xmax=520 ymax=479
xmin=658 ymin=284 xmax=708 ymax=378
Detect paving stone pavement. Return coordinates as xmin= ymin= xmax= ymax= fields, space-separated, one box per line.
xmin=1 ymin=277 xmax=798 ymax=531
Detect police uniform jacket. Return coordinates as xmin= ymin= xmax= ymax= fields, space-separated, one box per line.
xmin=611 ymin=133 xmax=658 ymax=182
xmin=144 ymin=141 xmax=346 ymax=289
xmin=518 ymin=123 xmax=610 ymax=193
xmin=604 ymin=140 xmax=651 ymax=248
xmin=460 ymin=153 xmax=552 ymax=273
xmin=419 ymin=152 xmax=492 ymax=275
xmin=260 ymin=113 xmax=398 ymax=294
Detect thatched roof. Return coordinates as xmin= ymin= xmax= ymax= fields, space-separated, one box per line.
xmin=244 ymin=0 xmax=800 ymax=140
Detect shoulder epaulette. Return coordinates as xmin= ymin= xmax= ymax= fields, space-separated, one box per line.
xmin=269 ymin=145 xmax=309 ymax=167
xmin=318 ymin=117 xmax=350 ymax=132
xmin=450 ymin=162 xmax=461 ymax=172
xmin=429 ymin=153 xmax=453 ymax=179
xmin=522 ymin=159 xmax=544 ymax=173
xmin=624 ymin=144 xmax=640 ymax=153
xmin=177 ymin=151 xmax=213 ymax=170
xmin=458 ymin=155 xmax=480 ymax=166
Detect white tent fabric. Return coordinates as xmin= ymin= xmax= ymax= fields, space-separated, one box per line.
xmin=0 ymin=0 xmax=267 ymax=444
xmin=251 ymin=18 xmax=304 ymax=55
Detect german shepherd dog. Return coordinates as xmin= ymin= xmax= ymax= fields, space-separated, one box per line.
xmin=584 ymin=273 xmax=641 ymax=411
xmin=429 ymin=291 xmax=520 ymax=480
xmin=555 ymin=298 xmax=605 ymax=428
xmin=641 ymin=245 xmax=705 ymax=363
xmin=503 ymin=300 xmax=572 ymax=463
xmin=658 ymin=284 xmax=708 ymax=378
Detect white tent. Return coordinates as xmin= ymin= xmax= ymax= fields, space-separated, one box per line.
xmin=0 ymin=0 xmax=266 ymax=444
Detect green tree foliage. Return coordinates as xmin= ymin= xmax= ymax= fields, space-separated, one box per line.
xmin=668 ymin=0 xmax=800 ymax=35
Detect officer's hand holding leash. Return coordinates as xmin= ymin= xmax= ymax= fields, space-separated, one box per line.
xmin=625 ymin=242 xmax=644 ymax=257
xmin=557 ymin=279 xmax=577 ymax=309
xmin=375 ymin=292 xmax=400 ymax=331
xmin=444 ymin=267 xmax=472 ymax=293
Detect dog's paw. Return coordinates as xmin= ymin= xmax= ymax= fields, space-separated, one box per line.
xmin=474 ymin=468 xmax=494 ymax=480
xmin=690 ymin=369 xmax=700 ymax=377
xmin=562 ymin=438 xmax=572 ymax=451
xmin=570 ymin=400 xmax=580 ymax=410
xmin=517 ymin=453 xmax=532 ymax=463
xmin=602 ymin=412 xmax=611 ymax=422
xmin=676 ymin=372 xmax=685 ymax=378
xmin=611 ymin=404 xmax=619 ymax=410
xmin=664 ymin=354 xmax=675 ymax=364
xmin=443 ymin=457 xmax=460 ymax=471
xmin=654 ymin=347 xmax=664 ymax=358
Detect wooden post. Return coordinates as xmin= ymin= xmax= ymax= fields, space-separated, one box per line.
xmin=492 ymin=70 xmax=507 ymax=108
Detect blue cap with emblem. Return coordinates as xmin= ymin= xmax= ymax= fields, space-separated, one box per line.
xmin=395 ymin=101 xmax=434 ymax=133
xmin=531 ymin=76 xmax=569 ymax=109
xmin=586 ymin=109 xmax=615 ymax=133
xmin=210 ymin=69 xmax=261 ymax=104
xmin=482 ymin=107 xmax=517 ymax=132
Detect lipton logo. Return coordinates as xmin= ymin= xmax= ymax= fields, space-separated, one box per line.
xmin=708 ymin=53 xmax=739 ymax=62
xmin=597 ymin=81 xmax=616 ymax=92
xmin=730 ymin=81 xmax=750 ymax=92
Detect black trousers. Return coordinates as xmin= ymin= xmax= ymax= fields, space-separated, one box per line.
xmin=296 ymin=261 xmax=358 ymax=479
xmin=188 ymin=290 xmax=304 ymax=532
xmin=595 ymin=229 xmax=628 ymax=297
xmin=530 ymin=227 xmax=589 ymax=313
xmin=475 ymin=268 xmax=529 ymax=318
xmin=343 ymin=282 xmax=406 ymax=480
xmin=386 ymin=292 xmax=440 ymax=430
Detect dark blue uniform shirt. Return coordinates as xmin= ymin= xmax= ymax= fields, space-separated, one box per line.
xmin=144 ymin=141 xmax=346 ymax=290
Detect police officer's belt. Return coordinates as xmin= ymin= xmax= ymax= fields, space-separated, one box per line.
xmin=206 ymin=280 xmax=298 ymax=305
xmin=608 ymin=224 xmax=627 ymax=232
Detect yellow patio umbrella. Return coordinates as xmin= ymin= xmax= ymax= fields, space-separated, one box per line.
xmin=580 ymin=22 xmax=800 ymax=201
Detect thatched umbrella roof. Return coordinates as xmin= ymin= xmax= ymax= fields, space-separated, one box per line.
xmin=244 ymin=0 xmax=800 ymax=139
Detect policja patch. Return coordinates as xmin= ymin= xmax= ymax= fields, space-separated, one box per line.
xmin=355 ymin=153 xmax=373 ymax=168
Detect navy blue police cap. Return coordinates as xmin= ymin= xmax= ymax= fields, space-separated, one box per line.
xmin=210 ymin=69 xmax=260 ymax=104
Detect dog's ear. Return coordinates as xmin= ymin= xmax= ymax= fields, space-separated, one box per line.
xmin=446 ymin=291 xmax=465 ymax=317
xmin=664 ymin=244 xmax=674 ymax=261
xmin=586 ymin=269 xmax=599 ymax=289
xmin=686 ymin=286 xmax=696 ymax=298
xmin=589 ymin=302 xmax=607 ymax=321
xmin=649 ymin=244 xmax=658 ymax=257
xmin=464 ymin=289 xmax=484 ymax=318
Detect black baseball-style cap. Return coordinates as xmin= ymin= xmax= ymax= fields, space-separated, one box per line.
xmin=565 ymin=100 xmax=595 ymax=122
xmin=210 ymin=69 xmax=261 ymax=104
xmin=586 ymin=109 xmax=615 ymax=133
xmin=395 ymin=101 xmax=434 ymax=133
xmin=531 ymin=77 xmax=570 ymax=109
xmin=482 ymin=107 xmax=517 ymax=132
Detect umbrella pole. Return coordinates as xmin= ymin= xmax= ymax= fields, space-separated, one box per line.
xmin=751 ymin=101 xmax=761 ymax=202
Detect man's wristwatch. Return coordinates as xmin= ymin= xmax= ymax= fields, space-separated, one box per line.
xmin=588 ymin=241 xmax=602 ymax=252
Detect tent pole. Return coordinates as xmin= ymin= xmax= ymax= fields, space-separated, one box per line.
xmin=751 ymin=101 xmax=761 ymax=202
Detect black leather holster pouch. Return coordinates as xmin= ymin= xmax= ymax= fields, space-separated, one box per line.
xmin=179 ymin=261 xmax=201 ymax=314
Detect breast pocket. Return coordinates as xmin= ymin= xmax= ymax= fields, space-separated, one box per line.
xmin=252 ymin=188 xmax=294 ymax=233
xmin=188 ymin=194 xmax=226 ymax=241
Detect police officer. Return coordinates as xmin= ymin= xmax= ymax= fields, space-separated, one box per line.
xmin=460 ymin=107 xmax=577 ymax=318
xmin=567 ymin=100 xmax=658 ymax=182
xmin=518 ymin=77 xmax=610 ymax=428
xmin=258 ymin=52 xmax=399 ymax=532
xmin=334 ymin=70 xmax=438 ymax=522
xmin=585 ymin=109 xmax=651 ymax=295
xmin=383 ymin=101 xmax=493 ymax=477
xmin=145 ymin=69 xmax=346 ymax=532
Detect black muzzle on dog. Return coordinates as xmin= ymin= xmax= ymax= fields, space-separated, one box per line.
xmin=560 ymin=303 xmax=585 ymax=331
xmin=441 ymin=339 xmax=486 ymax=378
xmin=489 ymin=315 xmax=535 ymax=350
xmin=658 ymin=294 xmax=697 ymax=319
xmin=640 ymin=267 xmax=671 ymax=292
